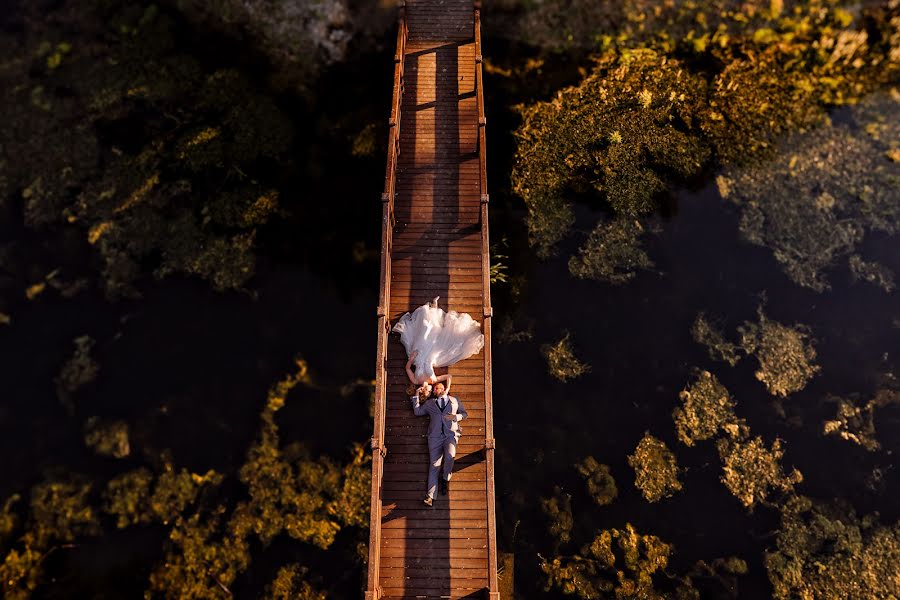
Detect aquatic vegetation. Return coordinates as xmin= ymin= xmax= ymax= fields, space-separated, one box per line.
xmin=627 ymin=433 xmax=682 ymax=503
xmin=351 ymin=123 xmax=378 ymax=158
xmin=822 ymin=389 xmax=900 ymax=451
xmin=0 ymin=478 xmax=100 ymax=599
xmin=738 ymin=308 xmax=820 ymax=398
xmin=171 ymin=0 xmax=370 ymax=93
xmin=542 ymin=333 xmax=591 ymax=382
xmin=691 ymin=308 xmax=820 ymax=398
xmin=542 ymin=487 xmax=574 ymax=545
xmin=716 ymin=436 xmax=802 ymax=511
xmin=55 ymin=335 xmax=99 ymax=412
xmin=0 ymin=2 xmax=295 ymax=299
xmin=512 ymin=49 xmax=709 ymax=256
xmin=2 ymin=358 xmax=369 ymax=597
xmin=83 ymin=417 xmax=131 ymax=459
xmin=264 ymin=564 xmax=326 ymax=600
xmin=510 ymin=1 xmax=898 ymax=265
xmin=849 ymin=254 xmax=896 ymax=292
xmin=674 ymin=370 xmax=746 ymax=447
xmin=541 ymin=523 xmax=672 ymax=599
xmin=568 ymin=219 xmax=655 ymax=285
xmin=765 ymin=495 xmax=900 ymax=599
xmin=575 ymin=456 xmax=617 ymax=506
xmin=719 ymin=92 xmax=900 ymax=292
xmin=103 ymin=463 xmax=223 ymax=529
xmin=148 ymin=362 xmax=369 ymax=597
xmin=691 ymin=314 xmax=742 ymax=367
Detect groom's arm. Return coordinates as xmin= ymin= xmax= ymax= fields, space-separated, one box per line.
xmin=411 ymin=396 xmax=428 ymax=416
xmin=453 ymin=398 xmax=467 ymax=422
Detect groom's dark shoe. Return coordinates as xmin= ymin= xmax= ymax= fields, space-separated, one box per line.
xmin=439 ymin=478 xmax=448 ymax=496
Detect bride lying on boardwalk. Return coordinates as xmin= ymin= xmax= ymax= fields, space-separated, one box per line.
xmin=394 ymin=296 xmax=485 ymax=385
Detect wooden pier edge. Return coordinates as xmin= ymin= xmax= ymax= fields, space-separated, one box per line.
xmin=366 ymin=6 xmax=407 ymax=599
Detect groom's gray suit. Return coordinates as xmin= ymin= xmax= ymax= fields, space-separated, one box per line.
xmin=411 ymin=393 xmax=468 ymax=499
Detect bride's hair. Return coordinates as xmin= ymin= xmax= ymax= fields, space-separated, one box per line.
xmin=407 ymin=383 xmax=418 ymax=397
xmin=417 ymin=385 xmax=432 ymax=402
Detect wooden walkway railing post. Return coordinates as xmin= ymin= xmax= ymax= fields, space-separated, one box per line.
xmin=474 ymin=4 xmax=500 ymax=599
xmin=366 ymin=5 xmax=408 ymax=600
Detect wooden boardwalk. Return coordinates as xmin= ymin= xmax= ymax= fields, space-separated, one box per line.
xmin=366 ymin=1 xmax=498 ymax=598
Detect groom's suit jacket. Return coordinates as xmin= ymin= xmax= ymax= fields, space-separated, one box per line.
xmin=411 ymin=394 xmax=468 ymax=440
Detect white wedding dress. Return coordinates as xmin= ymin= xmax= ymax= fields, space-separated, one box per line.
xmin=393 ymin=298 xmax=485 ymax=382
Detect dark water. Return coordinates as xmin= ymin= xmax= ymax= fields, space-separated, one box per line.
xmin=1 ymin=4 xmax=898 ymax=599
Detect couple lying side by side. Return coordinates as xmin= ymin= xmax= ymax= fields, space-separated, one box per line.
xmin=393 ymin=297 xmax=483 ymax=506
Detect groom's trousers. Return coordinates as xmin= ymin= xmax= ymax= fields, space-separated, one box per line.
xmin=426 ymin=435 xmax=458 ymax=499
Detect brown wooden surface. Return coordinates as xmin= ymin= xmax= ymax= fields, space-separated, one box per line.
xmin=366 ymin=1 xmax=497 ymax=598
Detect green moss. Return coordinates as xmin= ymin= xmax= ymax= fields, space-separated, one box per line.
xmin=627 ymin=433 xmax=683 ymax=503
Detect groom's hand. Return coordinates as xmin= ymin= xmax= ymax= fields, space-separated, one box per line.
xmin=443 ymin=414 xmax=455 ymax=421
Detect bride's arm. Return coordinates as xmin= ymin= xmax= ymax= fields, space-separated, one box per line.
xmin=436 ymin=374 xmax=452 ymax=395
xmin=405 ymin=351 xmax=418 ymax=384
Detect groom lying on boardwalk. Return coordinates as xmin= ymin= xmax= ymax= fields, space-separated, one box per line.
xmin=409 ymin=378 xmax=468 ymax=507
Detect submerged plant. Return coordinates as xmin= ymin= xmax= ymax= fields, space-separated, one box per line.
xmin=691 ymin=314 xmax=743 ymax=367
xmin=542 ymin=487 xmax=574 ymax=546
xmin=674 ymin=370 xmax=746 ymax=447
xmin=627 ymin=433 xmax=683 ymax=503
xmin=542 ymin=333 xmax=591 ymax=382
xmin=55 ymin=335 xmax=99 ymax=413
xmin=738 ymin=308 xmax=820 ymax=398
xmin=568 ymin=219 xmax=655 ymax=285
xmin=765 ymin=495 xmax=900 ymax=599
xmin=575 ymin=457 xmax=618 ymax=506
xmin=83 ymin=417 xmax=130 ymax=459
xmin=822 ymin=388 xmax=900 ymax=451
xmin=510 ymin=2 xmax=898 ymax=270
xmin=716 ymin=436 xmax=802 ymax=511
